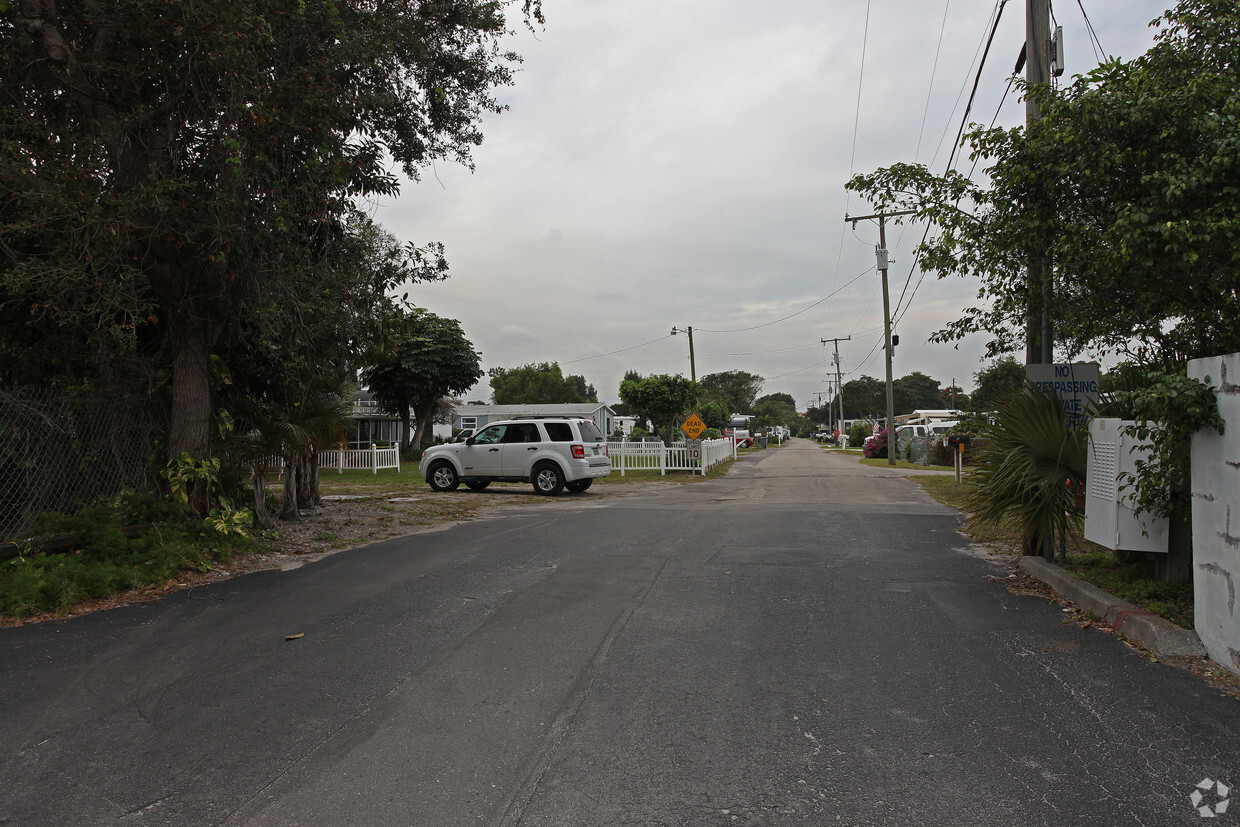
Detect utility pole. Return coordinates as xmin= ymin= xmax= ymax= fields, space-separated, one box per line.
xmin=671 ymin=326 xmax=696 ymax=381
xmin=822 ymin=335 xmax=851 ymax=435
xmin=1027 ymin=0 xmax=1057 ymax=561
xmin=846 ymin=209 xmax=915 ymax=466
xmin=1026 ymin=0 xmax=1054 ymax=366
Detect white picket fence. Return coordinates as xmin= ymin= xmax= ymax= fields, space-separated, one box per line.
xmin=607 ymin=438 xmax=735 ymax=476
xmin=317 ymin=444 xmax=401 ymax=474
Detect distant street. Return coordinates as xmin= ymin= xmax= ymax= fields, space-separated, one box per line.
xmin=3 ymin=440 xmax=1239 ymax=826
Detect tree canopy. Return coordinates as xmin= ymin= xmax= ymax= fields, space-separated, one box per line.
xmin=699 ymin=371 xmax=764 ymax=415
xmin=846 ymin=0 xmax=1240 ymax=368
xmin=361 ymin=309 xmax=482 ymax=450
xmin=970 ymin=357 xmax=1026 ymax=414
xmin=892 ymin=371 xmax=943 ymax=413
xmin=618 ymin=374 xmax=701 ymax=446
xmin=488 ymin=362 xmax=593 ymax=405
xmin=2 ymin=0 xmax=541 ymax=463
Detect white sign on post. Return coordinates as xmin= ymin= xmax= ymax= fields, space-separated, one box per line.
xmin=686 ymin=439 xmax=702 ymax=461
xmin=1025 ymin=363 xmax=1101 ymax=428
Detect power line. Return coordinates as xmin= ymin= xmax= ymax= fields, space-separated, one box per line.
xmin=558 ymin=334 xmax=675 ymax=366
xmin=695 ymin=267 xmax=872 ymax=334
xmin=890 ymin=0 xmax=1011 ymax=325
xmin=914 ymin=1 xmax=952 ymax=163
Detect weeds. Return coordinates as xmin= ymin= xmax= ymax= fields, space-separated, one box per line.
xmin=1 ymin=492 xmax=254 ymax=621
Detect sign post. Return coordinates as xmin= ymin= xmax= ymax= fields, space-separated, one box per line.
xmin=680 ymin=413 xmax=707 ymax=474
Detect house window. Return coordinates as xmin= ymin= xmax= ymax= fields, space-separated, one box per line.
xmin=460 ymin=416 xmax=477 ymax=430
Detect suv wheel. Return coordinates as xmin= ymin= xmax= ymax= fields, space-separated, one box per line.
xmin=566 ymin=479 xmax=592 ymax=493
xmin=465 ymin=480 xmax=491 ymax=491
xmin=428 ymin=461 xmax=460 ymax=491
xmin=531 ymin=462 xmax=565 ymax=495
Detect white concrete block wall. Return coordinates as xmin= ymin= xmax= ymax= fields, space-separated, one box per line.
xmin=1188 ymin=352 xmax=1240 ymax=675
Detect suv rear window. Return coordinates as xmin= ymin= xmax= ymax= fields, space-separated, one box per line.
xmin=544 ymin=422 xmax=573 ymax=442
xmin=577 ymin=421 xmax=605 ymax=442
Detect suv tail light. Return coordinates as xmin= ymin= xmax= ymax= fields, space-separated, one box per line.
xmin=571 ymin=444 xmax=586 ymax=459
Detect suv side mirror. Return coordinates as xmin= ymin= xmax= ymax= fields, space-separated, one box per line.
xmin=465 ymin=437 xmax=477 ymax=446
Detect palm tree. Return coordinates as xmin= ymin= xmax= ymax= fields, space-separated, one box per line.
xmin=966 ymin=384 xmax=1088 ymax=559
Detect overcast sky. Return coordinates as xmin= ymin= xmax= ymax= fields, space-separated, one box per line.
xmin=377 ymin=0 xmax=1171 ymax=410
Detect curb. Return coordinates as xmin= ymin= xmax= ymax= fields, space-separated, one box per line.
xmin=1017 ymin=556 xmax=1207 ymax=660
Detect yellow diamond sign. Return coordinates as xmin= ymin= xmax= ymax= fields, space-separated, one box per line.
xmin=680 ymin=413 xmax=707 ymax=440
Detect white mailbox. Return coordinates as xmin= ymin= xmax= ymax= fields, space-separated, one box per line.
xmin=1084 ymin=418 xmax=1168 ymax=553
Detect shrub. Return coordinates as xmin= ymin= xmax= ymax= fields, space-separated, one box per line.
xmin=1 ymin=496 xmax=252 ymax=619
xmin=863 ymin=429 xmax=887 ymax=458
xmin=966 ymin=385 xmax=1088 ymax=556
xmin=846 ymin=421 xmax=872 ymax=447
xmin=929 ymin=440 xmax=955 ymax=467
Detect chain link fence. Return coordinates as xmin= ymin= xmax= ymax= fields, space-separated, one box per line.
xmin=1 ymin=388 xmax=162 ymax=544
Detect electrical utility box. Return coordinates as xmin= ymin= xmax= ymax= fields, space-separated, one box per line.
xmin=1084 ymin=418 xmax=1169 ymax=553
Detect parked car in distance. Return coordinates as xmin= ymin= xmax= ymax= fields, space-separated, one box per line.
xmin=419 ymin=418 xmax=611 ymax=495
xmin=451 ymin=427 xmax=478 ymax=443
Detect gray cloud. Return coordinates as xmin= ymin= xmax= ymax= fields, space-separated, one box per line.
xmin=382 ymin=0 xmax=1169 ymax=408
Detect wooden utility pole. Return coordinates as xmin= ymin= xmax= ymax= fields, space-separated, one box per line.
xmin=822 ymin=336 xmax=851 ymax=434
xmin=671 ymin=326 xmax=696 ymax=381
xmin=846 ymin=209 xmax=914 ymax=466
xmin=1026 ymin=0 xmax=1053 ymax=365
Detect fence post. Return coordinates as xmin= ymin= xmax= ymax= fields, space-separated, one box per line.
xmin=371 ymin=443 xmax=378 ymax=475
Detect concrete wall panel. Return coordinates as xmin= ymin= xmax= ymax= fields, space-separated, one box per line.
xmin=1189 ymin=352 xmax=1240 ymax=675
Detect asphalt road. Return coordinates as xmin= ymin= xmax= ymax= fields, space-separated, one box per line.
xmin=3 ymin=440 xmax=1239 ymax=826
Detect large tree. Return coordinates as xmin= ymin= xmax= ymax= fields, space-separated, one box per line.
xmin=892 ymin=371 xmax=943 ymax=414
xmin=970 ymin=357 xmax=1026 ymax=414
xmin=699 ymin=370 xmax=764 ymax=415
xmin=362 ymin=309 xmax=483 ymax=451
xmin=488 ymin=362 xmax=590 ymax=405
xmin=835 ymin=376 xmax=885 ymax=420
xmin=846 ymin=0 xmax=1240 ymax=368
xmin=2 ymin=0 xmax=540 ymax=467
xmin=618 ymin=374 xmax=701 ymax=447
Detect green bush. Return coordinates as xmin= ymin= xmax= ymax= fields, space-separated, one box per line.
xmin=967 ymin=385 xmax=1088 ymax=555
xmin=846 ymin=421 xmax=872 ymax=447
xmin=2 ymin=497 xmax=252 ymax=619
xmin=929 ymin=441 xmax=955 ymax=467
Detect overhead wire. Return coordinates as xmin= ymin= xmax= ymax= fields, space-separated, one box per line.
xmin=1074 ymin=0 xmax=1105 ymax=61
xmin=890 ymin=0 xmax=1011 ymax=325
xmin=558 ymin=334 xmax=675 ymax=366
xmin=695 ymin=267 xmax=873 ymax=334
xmin=914 ymin=1 xmax=952 ymax=163
xmin=827 ymin=0 xmax=873 ymax=335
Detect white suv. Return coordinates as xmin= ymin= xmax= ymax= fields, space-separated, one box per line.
xmin=418 ymin=418 xmax=611 ymax=495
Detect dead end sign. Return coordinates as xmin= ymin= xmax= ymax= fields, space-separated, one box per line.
xmin=680 ymin=413 xmax=707 ymax=440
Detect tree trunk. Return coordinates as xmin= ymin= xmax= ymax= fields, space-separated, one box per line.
xmin=400 ymin=405 xmax=413 ymax=451
xmin=412 ymin=404 xmax=436 ymax=450
xmin=166 ymin=317 xmax=214 ymax=515
xmin=280 ymin=455 xmax=299 ymax=520
xmin=252 ymin=470 xmax=277 ymax=530
xmin=296 ymin=451 xmax=313 ymax=510
xmin=308 ymin=448 xmax=323 ymax=507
